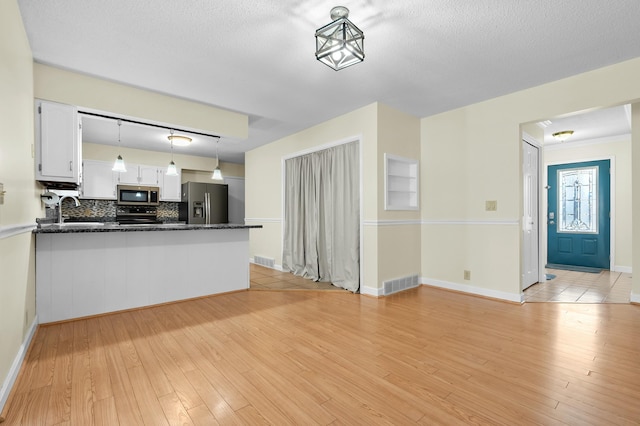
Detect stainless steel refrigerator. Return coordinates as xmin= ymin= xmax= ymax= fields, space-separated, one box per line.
xmin=179 ymin=182 xmax=228 ymax=224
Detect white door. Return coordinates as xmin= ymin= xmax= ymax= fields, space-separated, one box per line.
xmin=523 ymin=141 xmax=540 ymax=289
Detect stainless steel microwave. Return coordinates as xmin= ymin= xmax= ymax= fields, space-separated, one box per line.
xmin=116 ymin=185 xmax=160 ymax=206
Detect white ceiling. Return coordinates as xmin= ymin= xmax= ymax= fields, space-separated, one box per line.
xmin=17 ymin=1 xmax=640 ymax=163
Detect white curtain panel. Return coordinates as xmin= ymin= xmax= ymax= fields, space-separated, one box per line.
xmin=282 ymin=141 xmax=360 ymax=292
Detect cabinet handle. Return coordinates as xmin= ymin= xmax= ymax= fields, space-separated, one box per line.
xmin=69 ymin=161 xmax=73 ymax=171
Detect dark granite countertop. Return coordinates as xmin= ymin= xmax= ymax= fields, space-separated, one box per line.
xmin=34 ymin=223 xmax=262 ymax=234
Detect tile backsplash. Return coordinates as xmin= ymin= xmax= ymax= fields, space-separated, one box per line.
xmin=51 ymin=199 xmax=180 ymax=221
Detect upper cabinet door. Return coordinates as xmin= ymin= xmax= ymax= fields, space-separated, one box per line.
xmin=138 ymin=165 xmax=159 ymax=185
xmin=160 ymin=169 xmax=181 ymax=201
xmin=81 ymin=160 xmax=117 ymax=199
xmin=35 ymin=100 xmax=81 ymax=184
xmin=115 ymin=166 xmax=140 ymax=185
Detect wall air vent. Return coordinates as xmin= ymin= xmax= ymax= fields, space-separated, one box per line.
xmin=383 ymin=274 xmax=420 ymax=296
xmin=254 ymin=255 xmax=275 ymax=269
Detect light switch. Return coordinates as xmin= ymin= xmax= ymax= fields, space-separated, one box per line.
xmin=485 ymin=200 xmax=497 ymax=211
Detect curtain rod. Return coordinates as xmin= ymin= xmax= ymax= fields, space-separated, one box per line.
xmin=78 ymin=110 xmax=221 ymax=140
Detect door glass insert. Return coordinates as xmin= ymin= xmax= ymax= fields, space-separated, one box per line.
xmin=558 ymin=166 xmax=597 ymax=233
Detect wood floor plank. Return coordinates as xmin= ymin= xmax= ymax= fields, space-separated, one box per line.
xmin=160 ymin=303 xmax=251 ymax=412
xmin=126 ymin=365 xmax=169 ymax=426
xmin=96 ymin=315 xmax=144 ymax=425
xmin=4 ymin=270 xmax=640 ymax=425
xmin=119 ymin=311 xmax=174 ymax=398
xmin=85 ymin=318 xmax=112 ymax=403
xmin=129 ymin=309 xmax=204 ymax=410
xmin=20 ymin=385 xmax=50 ymax=426
xmin=70 ymin=321 xmax=94 ymax=426
xmin=234 ymin=405 xmax=272 ymax=425
xmin=157 ymin=392 xmax=194 ymax=426
xmin=183 ymin=369 xmax=244 ymax=426
xmin=187 ymin=404 xmax=220 ymax=426
xmin=45 ymin=322 xmax=74 ymax=426
xmin=93 ymin=396 xmax=119 ymax=426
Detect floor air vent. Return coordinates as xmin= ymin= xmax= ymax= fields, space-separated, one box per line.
xmin=254 ymin=255 xmax=275 ymax=269
xmin=383 ymin=274 xmax=420 ymax=295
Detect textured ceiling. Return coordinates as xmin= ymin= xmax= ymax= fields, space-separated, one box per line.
xmin=17 ymin=0 xmax=640 ymax=162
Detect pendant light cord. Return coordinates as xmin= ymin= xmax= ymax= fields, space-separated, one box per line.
xmin=117 ymin=119 xmax=122 ymax=147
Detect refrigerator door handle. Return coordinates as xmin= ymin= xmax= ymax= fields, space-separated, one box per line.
xmin=205 ymin=192 xmax=210 ymax=225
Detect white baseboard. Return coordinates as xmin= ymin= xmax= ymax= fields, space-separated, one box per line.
xmin=360 ymin=285 xmax=383 ymax=297
xmin=613 ymin=266 xmax=632 ymax=273
xmin=631 ymin=292 xmax=640 ymax=304
xmin=421 ymin=277 xmax=522 ymax=303
xmin=0 ymin=315 xmax=38 ymax=414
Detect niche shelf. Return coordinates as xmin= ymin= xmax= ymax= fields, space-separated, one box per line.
xmin=384 ymin=154 xmax=419 ymax=211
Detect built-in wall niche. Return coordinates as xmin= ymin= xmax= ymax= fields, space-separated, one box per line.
xmin=384 ymin=153 xmax=419 ymax=211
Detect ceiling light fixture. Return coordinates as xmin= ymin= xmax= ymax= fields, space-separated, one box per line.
xmin=112 ymin=119 xmax=127 ymax=172
xmin=212 ymin=138 xmax=223 ymax=181
xmin=552 ymin=130 xmax=574 ymax=142
xmin=166 ymin=130 xmax=178 ymax=176
xmin=167 ymin=134 xmax=192 ymax=147
xmin=315 ymin=6 xmax=364 ymax=71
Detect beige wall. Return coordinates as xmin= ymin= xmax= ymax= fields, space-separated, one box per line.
xmin=632 ymin=104 xmax=640 ymax=301
xmin=246 ymin=104 xmax=378 ymax=290
xmin=421 ymin=58 xmax=640 ymax=300
xmin=375 ymin=104 xmax=422 ymax=285
xmin=34 ymin=64 xmax=248 ymax=139
xmin=83 ymin=143 xmax=245 ymax=179
xmin=544 ymin=138 xmax=632 ymax=271
xmin=246 ymin=103 xmax=422 ymax=293
xmin=0 ymin=0 xmax=39 ymax=408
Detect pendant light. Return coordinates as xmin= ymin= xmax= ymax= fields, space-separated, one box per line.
xmin=315 ymin=6 xmax=365 ymax=71
xmin=212 ymin=138 xmax=223 ymax=180
xmin=166 ymin=130 xmax=178 ymax=176
xmin=112 ymin=119 xmax=127 ymax=172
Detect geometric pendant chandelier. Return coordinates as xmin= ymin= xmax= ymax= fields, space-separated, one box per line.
xmin=315 ymin=6 xmax=365 ymax=71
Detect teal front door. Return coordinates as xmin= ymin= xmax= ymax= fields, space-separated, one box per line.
xmin=547 ymin=160 xmax=610 ymax=269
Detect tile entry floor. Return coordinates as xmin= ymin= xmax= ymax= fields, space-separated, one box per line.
xmin=250 ymin=263 xmax=346 ymax=291
xmin=523 ymin=268 xmax=632 ymax=303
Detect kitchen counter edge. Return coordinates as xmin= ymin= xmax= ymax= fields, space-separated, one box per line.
xmin=34 ymin=223 xmax=263 ymax=234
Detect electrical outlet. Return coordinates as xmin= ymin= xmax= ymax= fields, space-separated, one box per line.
xmin=464 ymin=270 xmax=471 ymax=280
xmin=485 ymin=200 xmax=497 ymax=211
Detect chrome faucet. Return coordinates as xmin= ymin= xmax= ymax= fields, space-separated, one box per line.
xmin=58 ymin=195 xmax=80 ymax=223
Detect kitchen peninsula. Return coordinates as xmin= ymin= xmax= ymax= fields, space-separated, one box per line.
xmin=34 ymin=223 xmax=261 ymax=323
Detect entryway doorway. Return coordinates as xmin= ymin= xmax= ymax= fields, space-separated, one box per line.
xmin=521 ymin=104 xmax=632 ymax=304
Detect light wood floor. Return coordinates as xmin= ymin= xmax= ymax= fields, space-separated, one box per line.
xmin=523 ymin=269 xmax=632 ymax=303
xmin=3 ymin=273 xmax=640 ymax=424
xmin=250 ymin=264 xmax=343 ymax=291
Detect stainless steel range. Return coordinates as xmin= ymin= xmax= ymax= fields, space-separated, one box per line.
xmin=116 ymin=205 xmax=161 ymax=225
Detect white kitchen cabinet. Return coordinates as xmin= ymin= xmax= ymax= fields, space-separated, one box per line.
xmin=81 ymin=160 xmax=116 ymax=199
xmin=159 ymin=169 xmax=182 ymax=201
xmin=114 ymin=166 xmax=139 ymax=185
xmin=115 ymin=164 xmax=159 ymax=186
xmin=139 ymin=165 xmax=159 ymax=185
xmin=35 ymin=100 xmax=82 ymax=184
